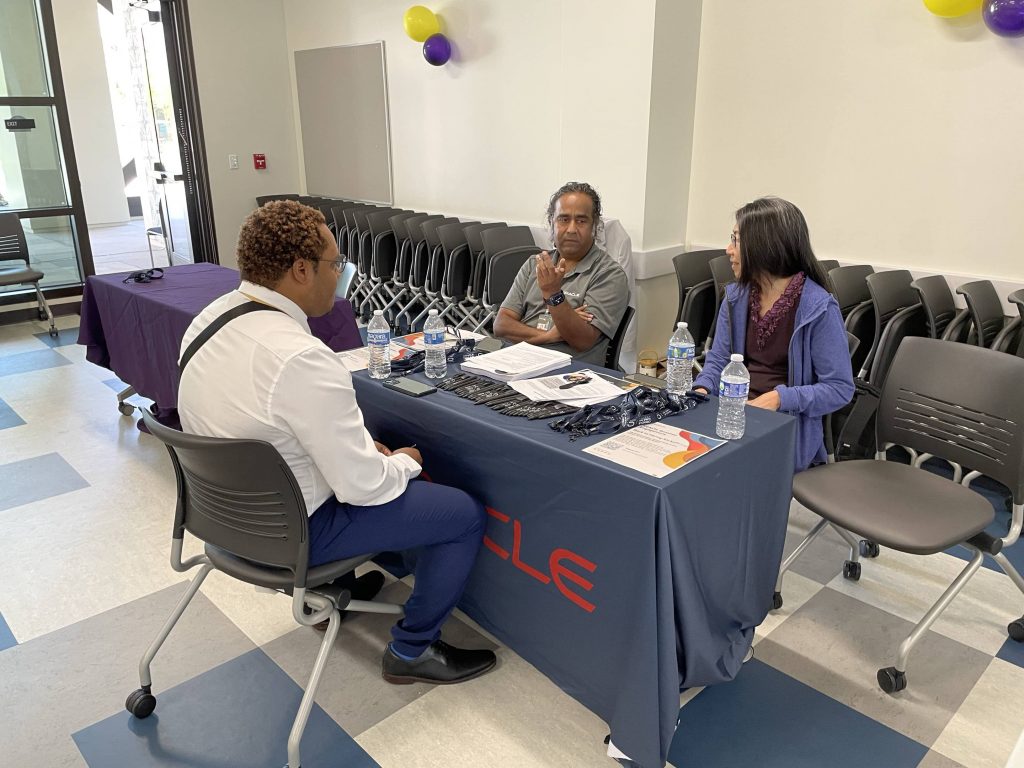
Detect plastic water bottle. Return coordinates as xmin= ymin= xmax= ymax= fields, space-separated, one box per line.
xmin=666 ymin=322 xmax=695 ymax=395
xmin=716 ymin=353 xmax=749 ymax=440
xmin=368 ymin=310 xmax=391 ymax=380
xmin=423 ymin=309 xmax=447 ymax=379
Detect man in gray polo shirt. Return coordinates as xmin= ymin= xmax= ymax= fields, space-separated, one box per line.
xmin=494 ymin=181 xmax=629 ymax=365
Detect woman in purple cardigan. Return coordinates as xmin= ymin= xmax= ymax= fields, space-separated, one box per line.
xmin=693 ymin=197 xmax=854 ymax=471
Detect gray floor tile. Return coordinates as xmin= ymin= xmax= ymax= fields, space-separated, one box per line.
xmin=33 ymin=327 xmax=79 ymax=348
xmin=0 ymin=348 xmax=72 ymax=378
xmin=755 ymin=588 xmax=991 ymax=747
xmin=0 ymin=582 xmax=255 ymax=768
xmin=0 ymin=452 xmax=89 ymax=512
xmin=784 ymin=502 xmax=857 ymax=585
xmin=0 ymin=396 xmax=25 ymax=430
xmin=917 ymin=751 xmax=968 ymax=768
xmin=261 ymin=580 xmax=497 ymax=737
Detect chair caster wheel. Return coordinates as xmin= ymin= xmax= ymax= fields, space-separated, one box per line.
xmin=859 ymin=540 xmax=880 ymax=558
xmin=877 ymin=666 xmax=906 ymax=694
xmin=771 ymin=591 xmax=783 ymax=610
xmin=843 ymin=561 xmax=861 ymax=581
xmin=125 ymin=687 xmax=157 ymax=718
xmin=48 ymin=328 xmax=58 ymax=339
xmin=118 ymin=402 xmax=135 ymax=416
xmin=1008 ymin=618 xmax=1024 ymax=642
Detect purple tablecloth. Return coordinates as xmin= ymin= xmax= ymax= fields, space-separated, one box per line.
xmin=78 ymin=263 xmax=361 ymax=408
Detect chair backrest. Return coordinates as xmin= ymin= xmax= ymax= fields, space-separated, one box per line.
xmin=679 ymin=280 xmax=716 ymax=358
xmin=604 ymin=305 xmax=636 ymax=372
xmin=878 ymin=337 xmax=1024 ymax=504
xmin=465 ymin=222 xmax=506 ymax=257
xmin=481 ymin=225 xmax=535 ymax=258
xmin=861 ymin=270 xmax=916 ymax=377
xmin=366 ymin=210 xmax=398 ymax=238
xmin=866 ymin=303 xmax=927 ymax=386
xmin=829 ymin=265 xmax=874 ymax=317
xmin=336 ymin=261 xmax=357 ymax=299
xmin=957 ymin=280 xmax=1007 ymax=349
xmin=484 ymin=245 xmax=543 ymax=307
xmin=818 ymin=259 xmax=840 ymax=273
xmin=420 ymin=216 xmax=460 ymax=251
xmin=708 ymin=254 xmax=736 ymax=299
xmin=0 ymin=213 xmax=29 ymax=266
xmin=672 ymin=249 xmax=721 ymax=325
xmin=910 ymin=275 xmax=959 ymax=340
xmin=141 ymin=411 xmax=312 ymax=585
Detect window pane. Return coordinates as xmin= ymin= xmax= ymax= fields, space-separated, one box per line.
xmin=0 ymin=214 xmax=82 ymax=295
xmin=0 ymin=105 xmax=70 ymax=210
xmin=0 ymin=0 xmax=51 ymax=97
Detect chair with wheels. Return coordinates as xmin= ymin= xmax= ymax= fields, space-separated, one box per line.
xmin=0 ymin=212 xmax=56 ymax=337
xmin=604 ymin=305 xmax=636 ymax=373
xmin=957 ymin=280 xmax=1021 ymax=353
xmin=126 ymin=410 xmax=403 ymax=768
xmin=859 ymin=270 xmax=916 ymax=382
xmin=910 ymin=275 xmax=971 ymax=342
xmin=789 ymin=337 xmax=1024 ymax=693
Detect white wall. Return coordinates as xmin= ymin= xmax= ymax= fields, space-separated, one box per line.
xmin=189 ymin=0 xmax=301 ymax=267
xmin=687 ymin=0 xmax=1024 ymax=282
xmin=51 ymin=0 xmax=128 ymax=226
xmin=283 ymin=0 xmax=659 ymax=247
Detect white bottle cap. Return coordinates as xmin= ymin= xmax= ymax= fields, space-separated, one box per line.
xmin=428 ymin=309 xmax=438 ymax=316
xmin=677 ymin=322 xmax=687 ymax=329
xmin=373 ymin=309 xmax=383 ymax=316
xmin=730 ymin=353 xmax=744 ymax=362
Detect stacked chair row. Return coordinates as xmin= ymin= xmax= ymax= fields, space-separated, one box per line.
xmin=252 ymin=196 xmax=635 ymax=371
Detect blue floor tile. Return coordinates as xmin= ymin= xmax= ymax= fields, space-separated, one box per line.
xmin=0 ymin=396 xmax=25 ymax=430
xmin=0 ymin=348 xmax=72 ymax=377
xmin=0 ymin=453 xmax=89 ymax=512
xmin=33 ymin=326 xmax=79 ymax=348
xmin=996 ymin=635 xmax=1024 ymax=670
xmin=0 ymin=611 xmax=16 ymax=652
xmin=73 ymin=648 xmax=378 ymax=768
xmin=103 ymin=377 xmax=129 ymax=392
xmin=669 ymin=660 xmax=928 ymax=768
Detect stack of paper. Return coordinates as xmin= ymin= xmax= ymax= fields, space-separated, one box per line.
xmin=461 ymin=342 xmax=571 ymax=382
xmin=509 ymin=369 xmax=628 ymax=406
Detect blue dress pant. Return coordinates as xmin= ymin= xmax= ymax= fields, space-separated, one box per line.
xmin=307 ymin=480 xmax=485 ymax=657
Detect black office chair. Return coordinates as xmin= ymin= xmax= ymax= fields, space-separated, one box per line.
xmin=1009 ymin=289 xmax=1024 ymax=358
xmin=671 ymin=249 xmax=720 ymax=328
xmin=0 ymin=212 xmax=56 ymax=337
xmin=127 ymin=411 xmax=403 ymax=768
xmin=702 ymin=254 xmax=736 ymax=361
xmin=604 ymin=305 xmax=636 ymax=373
xmin=958 ymin=280 xmax=1021 ymax=353
xmin=910 ymin=275 xmax=971 ymax=342
xmin=791 ymin=337 xmax=1024 ymax=693
xmin=457 ymin=223 xmax=508 ymax=330
xmin=860 ymin=270 xmax=916 ymax=382
xmin=478 ymin=244 xmax=543 ymax=333
xmin=818 ymin=259 xmax=840 ymax=273
xmin=830 ymin=265 xmax=875 ymax=375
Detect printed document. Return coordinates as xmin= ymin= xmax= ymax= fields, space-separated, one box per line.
xmin=583 ymin=422 xmax=725 ymax=478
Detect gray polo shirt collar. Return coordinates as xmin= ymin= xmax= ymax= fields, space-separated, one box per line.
xmin=555 ymin=243 xmax=602 ymax=278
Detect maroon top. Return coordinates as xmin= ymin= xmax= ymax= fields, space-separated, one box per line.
xmin=745 ymin=273 xmax=805 ymax=398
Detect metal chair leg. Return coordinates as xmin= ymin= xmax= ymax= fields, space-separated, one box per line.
xmin=286 ymin=606 xmax=342 ymax=768
xmin=772 ymin=517 xmax=829 ymax=609
xmin=138 ymin=563 xmax=214 ymax=689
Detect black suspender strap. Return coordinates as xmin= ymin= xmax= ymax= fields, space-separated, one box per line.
xmin=178 ymin=301 xmax=283 ymax=376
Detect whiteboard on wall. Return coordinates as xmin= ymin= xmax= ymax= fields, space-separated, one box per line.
xmin=294 ymin=41 xmax=393 ymax=204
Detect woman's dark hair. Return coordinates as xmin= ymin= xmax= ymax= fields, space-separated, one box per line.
xmin=735 ymin=197 xmax=832 ymax=291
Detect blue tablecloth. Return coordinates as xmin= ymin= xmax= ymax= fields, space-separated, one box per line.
xmin=353 ymin=368 xmax=797 ymax=768
xmin=78 ymin=264 xmax=361 ymax=408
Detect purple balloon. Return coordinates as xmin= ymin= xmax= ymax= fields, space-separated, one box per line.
xmin=984 ymin=0 xmax=1024 ymax=37
xmin=422 ymin=33 xmax=451 ymax=66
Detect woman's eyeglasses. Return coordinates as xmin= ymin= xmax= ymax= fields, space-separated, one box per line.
xmin=729 ymin=231 xmax=740 ymax=247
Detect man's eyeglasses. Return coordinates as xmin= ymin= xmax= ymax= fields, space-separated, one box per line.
xmin=729 ymin=231 xmax=740 ymax=247
xmin=308 ymin=256 xmax=348 ymax=272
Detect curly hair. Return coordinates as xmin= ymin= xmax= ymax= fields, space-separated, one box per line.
xmin=236 ymin=200 xmax=327 ymax=286
xmin=545 ymin=181 xmax=603 ymax=232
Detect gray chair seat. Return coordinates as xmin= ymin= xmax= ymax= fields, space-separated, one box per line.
xmin=795 ymin=461 xmax=994 ymax=555
xmin=0 ymin=264 xmax=43 ymax=286
xmin=204 ymin=543 xmax=371 ymax=591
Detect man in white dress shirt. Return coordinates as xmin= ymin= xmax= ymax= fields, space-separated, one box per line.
xmin=178 ymin=201 xmax=495 ymax=685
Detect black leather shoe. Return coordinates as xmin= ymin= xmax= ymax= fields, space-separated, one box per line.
xmin=381 ymin=639 xmax=496 ymax=685
xmin=311 ymin=570 xmax=386 ymax=631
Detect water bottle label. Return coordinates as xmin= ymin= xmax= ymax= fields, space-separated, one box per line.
xmin=368 ymin=330 xmax=390 ymax=346
xmin=719 ymin=380 xmax=749 ymax=398
xmin=423 ymin=330 xmax=444 ymax=345
xmin=668 ymin=343 xmax=695 ymax=361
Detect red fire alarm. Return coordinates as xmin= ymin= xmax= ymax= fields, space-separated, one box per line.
xmin=253 ymin=153 xmax=267 ymax=170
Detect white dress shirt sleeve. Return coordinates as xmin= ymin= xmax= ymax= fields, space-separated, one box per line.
xmin=271 ymin=345 xmax=421 ymax=507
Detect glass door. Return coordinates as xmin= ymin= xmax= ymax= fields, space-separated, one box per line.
xmin=0 ymin=0 xmax=93 ymax=299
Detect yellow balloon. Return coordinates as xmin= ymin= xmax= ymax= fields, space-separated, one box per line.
xmin=403 ymin=5 xmax=440 ymax=42
xmin=922 ymin=0 xmax=982 ymax=18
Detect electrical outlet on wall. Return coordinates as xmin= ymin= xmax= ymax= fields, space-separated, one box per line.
xmin=228 ymin=154 xmax=239 ymax=170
